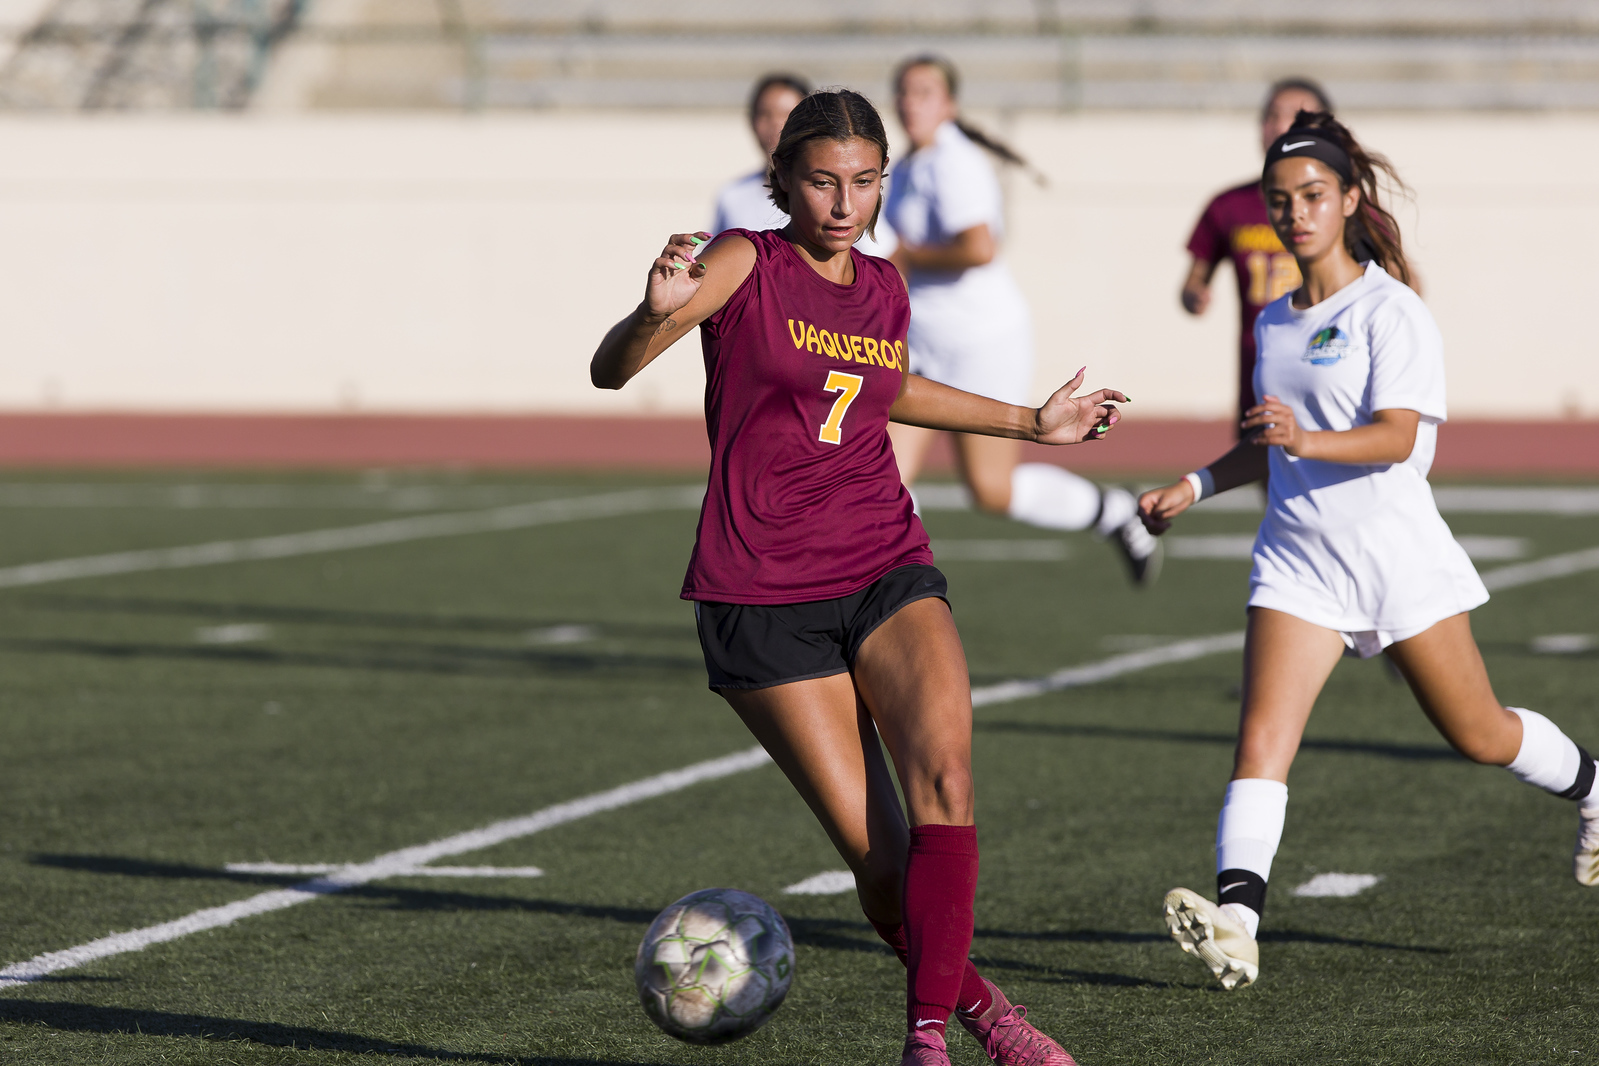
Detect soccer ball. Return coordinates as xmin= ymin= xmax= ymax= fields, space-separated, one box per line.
xmin=634 ymin=887 xmax=795 ymax=1044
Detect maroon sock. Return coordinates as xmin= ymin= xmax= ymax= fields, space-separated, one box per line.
xmin=902 ymin=823 xmax=979 ymax=1036
xmin=869 ymin=917 xmax=992 ymax=1018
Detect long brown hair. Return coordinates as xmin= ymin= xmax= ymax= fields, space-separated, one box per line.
xmin=767 ymin=89 xmax=891 ymax=239
xmin=1284 ymin=110 xmax=1413 ymax=287
xmin=893 ymin=54 xmax=1047 ymax=187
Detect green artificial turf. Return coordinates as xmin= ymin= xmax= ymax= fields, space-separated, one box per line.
xmin=0 ymin=470 xmax=1594 ymax=1064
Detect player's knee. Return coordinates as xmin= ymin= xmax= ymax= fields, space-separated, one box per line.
xmin=921 ymin=761 xmax=974 ymax=823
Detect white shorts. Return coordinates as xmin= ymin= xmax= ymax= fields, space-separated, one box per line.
xmin=1246 ymin=505 xmax=1489 ymax=660
xmin=906 ymin=292 xmax=1034 ymax=407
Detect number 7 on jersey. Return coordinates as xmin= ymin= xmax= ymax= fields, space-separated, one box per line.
xmin=818 ymin=371 xmax=864 ymax=445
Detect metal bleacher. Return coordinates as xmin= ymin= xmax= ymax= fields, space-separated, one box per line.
xmin=5 ymin=0 xmax=1599 ymax=111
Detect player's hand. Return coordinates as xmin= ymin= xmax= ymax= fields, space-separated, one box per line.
xmin=1181 ymin=281 xmax=1211 ymax=315
xmin=1137 ymin=481 xmax=1194 ymax=535
xmin=645 ymin=232 xmax=711 ymax=317
xmin=1242 ymin=395 xmax=1308 ymax=453
xmin=1033 ymin=367 xmax=1129 ymax=445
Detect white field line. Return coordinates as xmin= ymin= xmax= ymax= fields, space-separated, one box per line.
xmin=970 ymin=632 xmax=1249 ymax=706
xmin=1293 ymin=873 xmax=1382 ymax=898
xmin=224 ymin=863 xmax=546 ymax=878
xmin=919 ymin=484 xmax=1599 ymax=516
xmin=930 ymin=539 xmax=1069 ymax=562
xmin=0 ymin=486 xmax=705 ymax=590
xmin=1480 ymin=546 xmax=1599 ymax=591
xmin=783 ymin=870 xmax=858 ymax=896
xmin=1167 ymin=534 xmax=1529 ymax=563
xmin=2 ymin=542 xmax=1596 ymax=990
xmin=0 ymin=746 xmax=771 ymax=989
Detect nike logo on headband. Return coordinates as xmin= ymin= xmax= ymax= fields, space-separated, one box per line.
xmin=1280 ymin=140 xmax=1316 ymax=152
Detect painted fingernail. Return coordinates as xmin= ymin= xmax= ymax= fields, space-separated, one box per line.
xmin=671 ymin=261 xmax=688 ymax=270
xmin=690 ymin=235 xmax=707 ymax=245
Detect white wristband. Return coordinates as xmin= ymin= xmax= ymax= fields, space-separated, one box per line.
xmin=1183 ymin=469 xmax=1215 ymax=502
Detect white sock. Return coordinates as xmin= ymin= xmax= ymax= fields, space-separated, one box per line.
xmin=1215 ymin=778 xmax=1288 ymax=940
xmin=1506 ymin=707 xmax=1597 ymax=805
xmin=1006 ymin=463 xmax=1101 ymax=532
xmin=1092 ymin=486 xmax=1137 ymax=537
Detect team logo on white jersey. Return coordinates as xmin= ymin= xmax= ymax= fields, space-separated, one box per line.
xmin=1303 ymin=325 xmax=1358 ymax=366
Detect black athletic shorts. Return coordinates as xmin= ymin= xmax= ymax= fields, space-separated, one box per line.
xmin=693 ymin=563 xmax=949 ymax=691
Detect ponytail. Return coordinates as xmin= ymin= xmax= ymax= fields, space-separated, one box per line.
xmin=894 ymin=54 xmax=1047 ymax=187
xmin=1285 ymin=111 xmax=1413 ymax=287
xmin=953 ymin=119 xmax=1048 ymax=188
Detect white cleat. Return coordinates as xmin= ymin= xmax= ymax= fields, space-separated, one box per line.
xmin=1099 ymin=487 xmax=1162 ymax=586
xmin=1576 ymin=802 xmax=1599 ymax=886
xmin=1162 ymin=887 xmax=1260 ymax=990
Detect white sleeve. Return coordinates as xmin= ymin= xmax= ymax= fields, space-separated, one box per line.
xmin=1368 ymin=294 xmax=1448 ymax=423
xmin=931 ymin=141 xmax=1002 ymax=238
xmin=711 ymin=186 xmax=732 ymax=236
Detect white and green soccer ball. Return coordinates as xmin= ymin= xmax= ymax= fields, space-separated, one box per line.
xmin=634 ymin=887 xmax=795 ymax=1045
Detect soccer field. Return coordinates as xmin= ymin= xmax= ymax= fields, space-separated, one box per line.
xmin=0 ymin=471 xmax=1595 ymax=1065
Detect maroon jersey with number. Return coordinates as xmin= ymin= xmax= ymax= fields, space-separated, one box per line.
xmin=682 ymin=228 xmax=932 ymax=604
xmin=1186 ymin=181 xmax=1303 ymax=422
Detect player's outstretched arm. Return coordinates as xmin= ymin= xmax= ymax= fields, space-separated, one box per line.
xmin=1138 ymin=441 xmax=1267 ymax=534
xmin=590 ymin=232 xmax=755 ymax=390
xmin=888 ymin=367 xmax=1127 ymax=444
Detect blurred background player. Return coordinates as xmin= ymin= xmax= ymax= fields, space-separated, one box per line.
xmin=1181 ymin=78 xmax=1332 ymax=429
xmin=1141 ymin=112 xmax=1599 ymax=991
xmin=711 ymin=73 xmax=811 ymax=234
xmin=883 ymin=54 xmax=1161 ymax=584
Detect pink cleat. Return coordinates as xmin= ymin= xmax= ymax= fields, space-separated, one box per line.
xmin=957 ymin=978 xmax=1077 ymax=1066
xmin=902 ymin=1026 xmax=953 ymax=1065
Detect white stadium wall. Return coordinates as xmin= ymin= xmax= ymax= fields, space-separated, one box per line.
xmin=0 ymin=111 xmax=1589 ymax=420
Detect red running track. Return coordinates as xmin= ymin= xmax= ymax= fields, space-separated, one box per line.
xmin=0 ymin=413 xmax=1592 ymax=477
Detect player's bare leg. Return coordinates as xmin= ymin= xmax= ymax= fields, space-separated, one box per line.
xmin=856 ymin=598 xmax=1075 ymax=1065
xmin=725 ymin=600 xmax=1075 ymax=1063
xmin=953 ymin=432 xmax=1019 ymax=514
xmin=1232 ymin=608 xmax=1346 ymax=783
xmin=1381 ymin=613 xmax=1519 ymax=764
xmin=889 ymin=422 xmax=939 ymax=487
xmin=1166 ymin=607 xmax=1342 ymax=989
xmin=1385 ymin=613 xmax=1599 ymax=883
xmin=722 ymin=674 xmax=911 ymax=926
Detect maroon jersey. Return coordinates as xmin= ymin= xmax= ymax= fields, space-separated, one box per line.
xmin=1186 ymin=181 xmax=1303 ymax=421
xmin=682 ymin=228 xmax=932 ymax=605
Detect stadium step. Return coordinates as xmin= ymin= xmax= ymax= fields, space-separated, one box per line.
xmin=5 ymin=0 xmax=1599 ymax=111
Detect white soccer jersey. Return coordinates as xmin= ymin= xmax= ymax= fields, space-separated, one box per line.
xmin=1246 ymin=261 xmax=1488 ymax=655
xmin=712 ymin=169 xmax=788 ymax=234
xmin=883 ymin=121 xmax=1033 ymax=405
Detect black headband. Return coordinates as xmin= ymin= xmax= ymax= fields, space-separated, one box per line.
xmin=1263 ymin=130 xmax=1353 ymax=187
